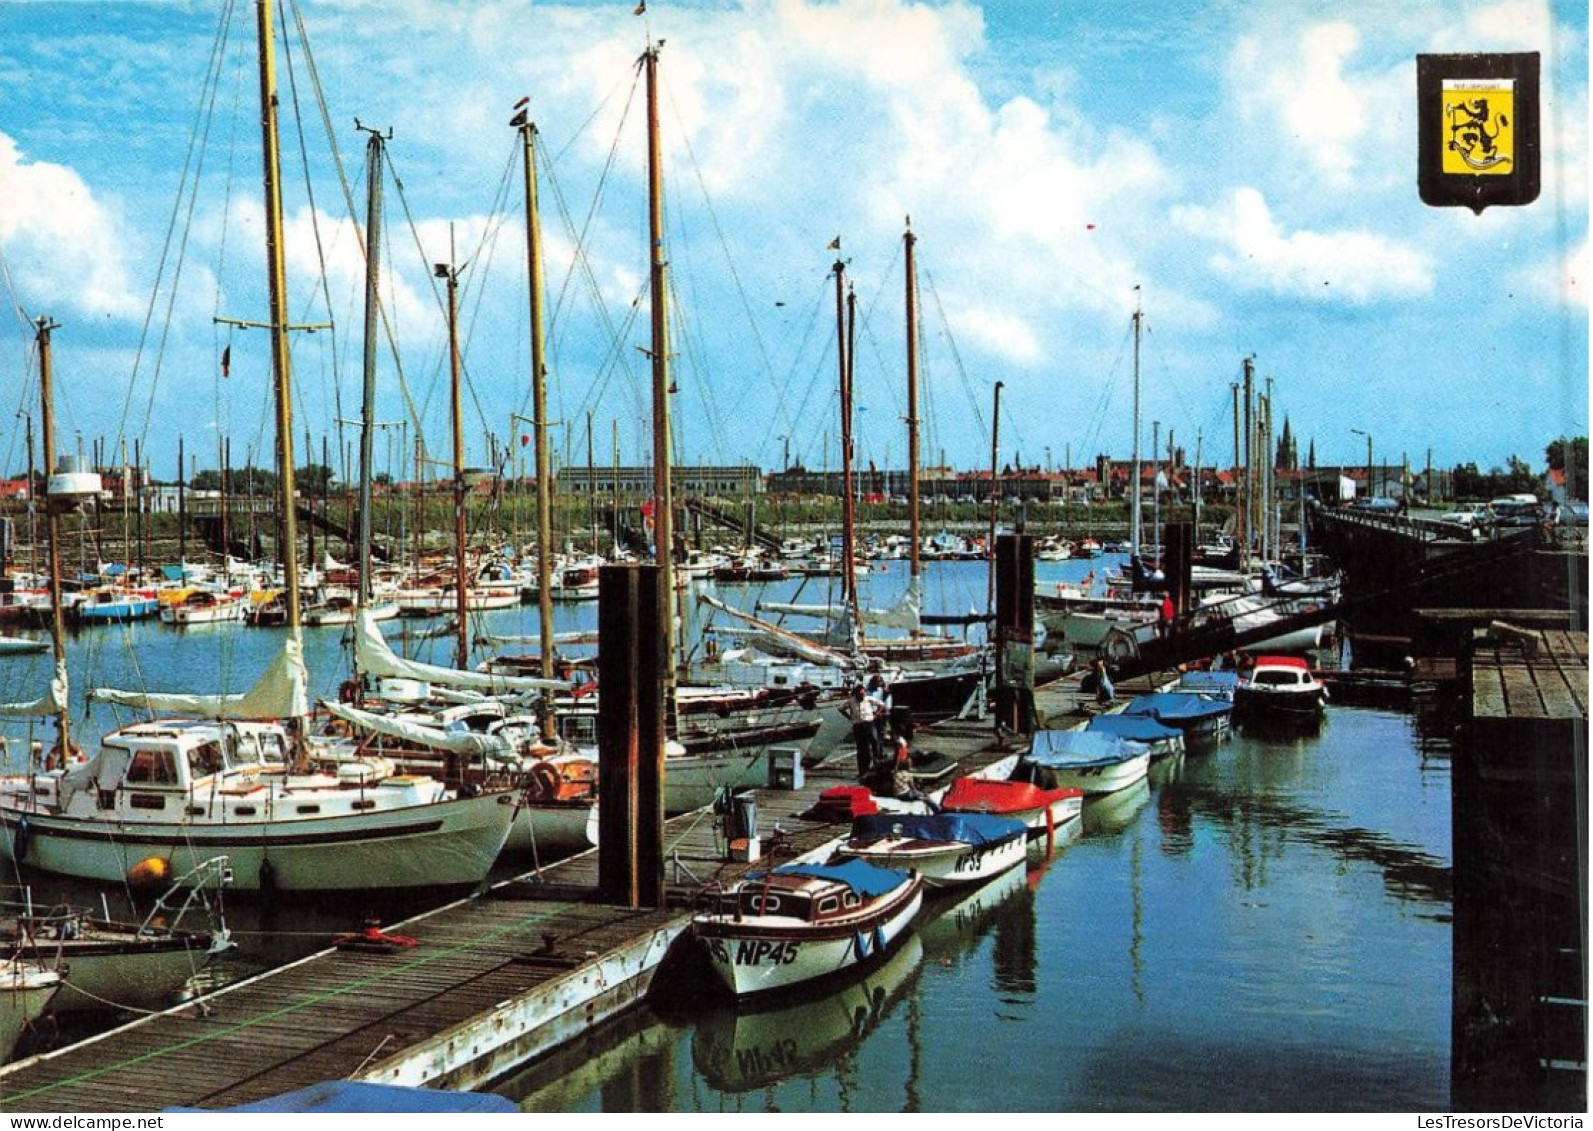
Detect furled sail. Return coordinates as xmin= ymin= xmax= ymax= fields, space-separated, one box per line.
xmin=318 ymin=699 xmax=511 ymax=761
xmin=354 ymin=609 xmax=571 ymax=693
xmin=88 ymin=635 xmax=309 ymax=720
xmin=0 ymin=658 xmax=68 ymax=718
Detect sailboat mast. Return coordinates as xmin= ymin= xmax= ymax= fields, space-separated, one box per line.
xmin=256 ymin=0 xmax=302 ymax=634
xmin=1130 ymin=289 xmax=1143 ymax=556
xmin=515 ymin=101 xmax=557 ymax=731
xmin=835 ymin=256 xmax=857 ymax=613
xmin=904 ymin=222 xmax=921 ymax=583
xmin=437 ymin=256 xmax=469 ymax=672
xmin=644 ymin=44 xmax=678 ymax=688
xmin=356 ymin=122 xmax=387 ymax=610
xmin=34 ymin=316 xmax=71 ymax=755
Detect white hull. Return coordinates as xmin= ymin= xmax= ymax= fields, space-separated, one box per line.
xmin=162 ymin=602 xmax=247 ymax=625
xmin=303 ymin=600 xmax=400 ymax=627
xmin=1043 ymin=751 xmax=1151 ymax=795
xmin=0 ymin=788 xmax=516 ymax=893
xmin=43 ymin=941 xmax=217 ymax=1013
xmin=502 ymin=801 xmax=597 ymax=859
xmin=696 ymin=885 xmax=922 ymax=998
xmin=838 ymin=832 xmax=1026 ymax=888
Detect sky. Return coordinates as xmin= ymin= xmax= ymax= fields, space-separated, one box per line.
xmin=0 ymin=0 xmax=1586 ymax=486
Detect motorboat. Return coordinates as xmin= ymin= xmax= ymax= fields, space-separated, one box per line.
xmin=836 ymin=812 xmax=1028 ymax=888
xmin=1019 ymin=729 xmax=1151 ymax=795
xmin=939 ymin=776 xmax=1083 ymax=839
xmin=1122 ymin=691 xmax=1233 ymax=745
xmin=691 ymin=859 xmax=923 ymax=1000
xmin=1084 ymin=712 xmax=1185 ymax=758
xmin=1233 ymin=655 xmax=1329 ymax=724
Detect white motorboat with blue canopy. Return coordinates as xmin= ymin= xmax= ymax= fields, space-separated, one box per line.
xmin=1021 ymin=730 xmax=1151 ymax=795
xmin=837 ymin=812 xmax=1028 ymax=887
xmin=1084 ymin=712 xmax=1185 ymax=758
xmin=1122 ymin=691 xmax=1233 ymax=744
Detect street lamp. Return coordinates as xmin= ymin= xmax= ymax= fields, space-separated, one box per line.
xmin=1351 ymin=428 xmax=1373 ymax=498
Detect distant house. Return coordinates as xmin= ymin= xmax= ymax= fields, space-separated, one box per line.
xmin=1542 ymin=468 xmax=1568 ymax=505
xmin=0 ymin=479 xmax=29 ymax=501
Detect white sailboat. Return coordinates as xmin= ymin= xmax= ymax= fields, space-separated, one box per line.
xmin=0 ymin=0 xmax=515 ymax=895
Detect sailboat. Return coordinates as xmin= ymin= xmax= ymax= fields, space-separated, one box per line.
xmin=0 ymin=0 xmax=516 ymax=895
xmin=738 ymin=227 xmax=986 ymax=725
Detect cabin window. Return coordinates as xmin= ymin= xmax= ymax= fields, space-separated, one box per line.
xmin=295 ymin=804 xmax=321 ymax=815
xmin=1255 ymin=671 xmax=1300 ymax=687
xmin=187 ymin=742 xmax=224 ymax=778
xmin=231 ymin=732 xmax=259 ymax=765
xmin=748 ymin=892 xmax=781 ymax=915
xmin=128 ymin=793 xmax=165 ymax=811
xmin=842 ymin=891 xmax=861 ymax=909
xmin=125 ymin=749 xmax=178 ymax=786
xmin=815 ymin=895 xmax=840 ymax=916
xmin=351 ymin=799 xmax=375 ymax=811
xmin=234 ymin=805 xmax=257 ymax=817
xmin=259 ymin=733 xmax=288 ymax=764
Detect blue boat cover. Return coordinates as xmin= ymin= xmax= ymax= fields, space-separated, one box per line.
xmin=166 ymin=1082 xmax=519 ymax=1113
xmin=1086 ymin=713 xmax=1183 ymax=742
xmin=850 ymin=811 xmax=1026 ymax=847
xmin=1123 ymin=692 xmax=1233 ymax=724
xmin=765 ymin=858 xmax=911 ymax=897
xmin=1025 ymin=729 xmax=1147 ymax=769
xmin=1177 ymin=670 xmax=1241 ymax=695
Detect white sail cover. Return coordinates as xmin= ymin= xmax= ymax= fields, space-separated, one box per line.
xmin=354 ymin=609 xmax=571 ymax=693
xmin=864 ymin=581 xmax=921 ymax=632
xmin=89 ymin=635 xmax=310 ymax=720
xmin=0 ymin=657 xmax=69 ymax=718
xmin=319 ymin=699 xmax=509 ymax=760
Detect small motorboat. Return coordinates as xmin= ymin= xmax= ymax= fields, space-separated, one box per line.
xmin=0 ymin=636 xmax=48 ymax=656
xmin=691 ymin=859 xmax=923 ymax=1000
xmin=1122 ymin=691 xmax=1233 ymax=745
xmin=1234 ymin=655 xmax=1328 ymax=725
xmin=837 ymin=812 xmax=1029 ymax=888
xmin=1020 ymin=729 xmax=1152 ymax=795
xmin=0 ymin=959 xmax=61 ymax=1063
xmin=1084 ymin=712 xmax=1186 ymax=759
xmin=939 ymin=776 xmax=1083 ymax=839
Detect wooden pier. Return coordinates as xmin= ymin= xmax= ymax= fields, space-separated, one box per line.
xmin=0 ymin=670 xmax=1153 ymax=1113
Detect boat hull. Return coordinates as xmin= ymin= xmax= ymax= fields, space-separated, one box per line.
xmin=1042 ymin=751 xmax=1151 ymax=795
xmin=838 ymin=832 xmax=1027 ymax=888
xmin=0 ymin=790 xmax=516 ymax=894
xmin=0 ymin=967 xmax=60 ymax=1062
xmin=694 ymin=880 xmax=922 ymax=999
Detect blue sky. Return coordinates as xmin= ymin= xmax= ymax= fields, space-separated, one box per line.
xmin=0 ymin=0 xmax=1585 ymax=485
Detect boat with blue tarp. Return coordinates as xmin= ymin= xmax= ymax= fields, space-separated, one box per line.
xmin=1084 ymin=712 xmax=1186 ymax=758
xmin=1122 ymin=691 xmax=1233 ymax=744
xmin=838 ymin=811 xmax=1028 ymax=887
xmin=1021 ymin=729 xmax=1152 ymax=794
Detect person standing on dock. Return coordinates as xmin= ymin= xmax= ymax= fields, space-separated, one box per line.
xmin=1093 ymin=658 xmax=1116 ymax=705
xmin=1158 ymin=595 xmax=1176 ymax=638
xmin=842 ymin=685 xmax=881 ymax=778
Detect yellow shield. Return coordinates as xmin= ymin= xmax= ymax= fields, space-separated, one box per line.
xmin=1441 ymin=78 xmax=1515 ymax=175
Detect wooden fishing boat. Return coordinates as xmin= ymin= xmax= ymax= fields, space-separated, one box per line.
xmin=692 ymin=859 xmax=923 ymax=1000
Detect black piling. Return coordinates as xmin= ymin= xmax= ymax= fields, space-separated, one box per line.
xmin=596 ymin=563 xmax=666 ymax=908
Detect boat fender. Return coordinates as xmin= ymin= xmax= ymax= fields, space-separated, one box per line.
xmin=12 ymin=815 xmax=28 ymax=863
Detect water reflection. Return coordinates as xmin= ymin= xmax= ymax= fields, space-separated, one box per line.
xmin=691 ymin=935 xmax=925 ymax=1094
xmin=1081 ymin=777 xmax=1152 ymax=837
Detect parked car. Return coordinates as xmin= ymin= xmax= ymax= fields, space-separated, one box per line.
xmin=1438 ymin=503 xmax=1492 ymax=527
xmin=1349 ymin=496 xmax=1399 ymax=513
xmin=1489 ymin=494 xmax=1544 ymax=526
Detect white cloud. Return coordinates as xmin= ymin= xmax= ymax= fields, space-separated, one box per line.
xmin=1517 ymin=237 xmax=1589 ymax=308
xmin=0 ymin=133 xmax=140 ymax=320
xmin=1171 ymin=186 xmax=1434 ymax=302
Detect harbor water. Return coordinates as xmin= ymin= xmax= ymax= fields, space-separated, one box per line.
xmin=0 ymin=558 xmax=1454 ymax=1111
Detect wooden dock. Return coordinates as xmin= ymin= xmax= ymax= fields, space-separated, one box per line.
xmin=0 ymin=669 xmax=1154 ymax=1113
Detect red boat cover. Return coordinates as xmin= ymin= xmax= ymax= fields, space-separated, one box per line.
xmin=810 ymin=785 xmax=880 ymax=821
xmin=1252 ymin=655 xmax=1310 ymax=669
xmin=941 ymin=777 xmax=1081 ymax=814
